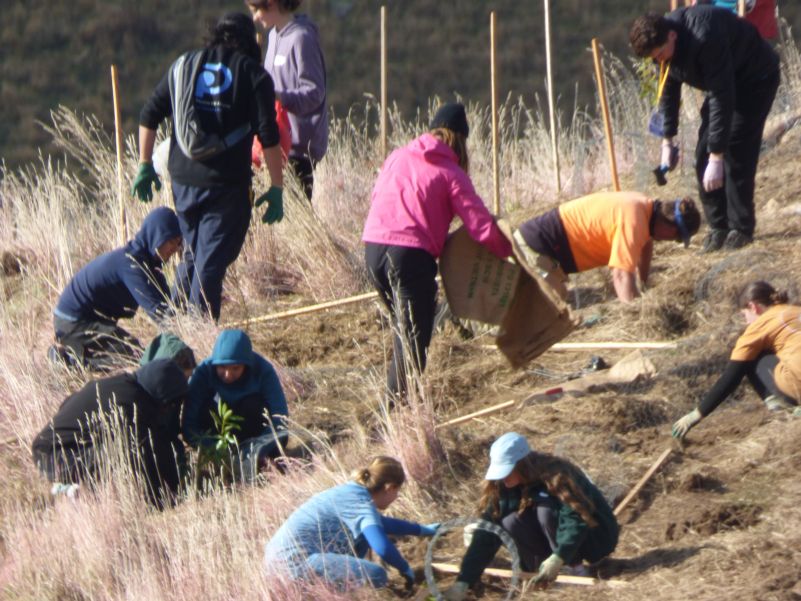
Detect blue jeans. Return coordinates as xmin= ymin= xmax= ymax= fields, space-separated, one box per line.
xmin=301 ymin=553 xmax=387 ymax=589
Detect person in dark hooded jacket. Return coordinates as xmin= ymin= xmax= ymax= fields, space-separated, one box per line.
xmin=183 ymin=329 xmax=288 ymax=480
xmin=51 ymin=207 xmax=183 ymax=370
xmin=31 ymin=359 xmax=189 ymax=509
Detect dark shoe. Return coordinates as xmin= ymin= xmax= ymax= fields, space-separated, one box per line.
xmin=723 ymin=229 xmax=753 ymax=250
xmin=700 ymin=229 xmax=728 ymax=254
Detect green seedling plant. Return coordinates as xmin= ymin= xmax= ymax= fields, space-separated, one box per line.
xmin=197 ymin=397 xmax=244 ymax=483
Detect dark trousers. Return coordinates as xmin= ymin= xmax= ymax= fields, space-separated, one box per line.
xmin=365 ymin=243 xmax=438 ymax=398
xmin=171 ymin=182 xmax=252 ymax=321
xmin=746 ymin=353 xmax=798 ymax=402
xmin=33 ymin=445 xmax=97 ymax=484
xmin=53 ymin=315 xmax=141 ymax=370
xmin=289 ymin=156 xmax=315 ymax=201
xmin=501 ymin=505 xmax=559 ymax=572
xmin=695 ymin=70 xmax=779 ymax=236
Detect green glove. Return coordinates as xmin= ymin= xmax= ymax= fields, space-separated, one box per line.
xmin=255 ymin=186 xmax=284 ymax=224
xmin=533 ymin=553 xmax=564 ymax=584
xmin=131 ymin=162 xmax=161 ymax=202
xmin=672 ymin=408 xmax=702 ymax=440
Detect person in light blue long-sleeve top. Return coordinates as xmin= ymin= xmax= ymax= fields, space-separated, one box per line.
xmin=183 ymin=329 xmax=288 ymax=477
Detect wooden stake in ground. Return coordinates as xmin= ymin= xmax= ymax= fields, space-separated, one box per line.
xmin=613 ymin=448 xmax=672 ymax=516
xmin=431 ymin=562 xmax=628 ymax=588
xmin=591 ymin=38 xmax=620 ymax=192
xmin=380 ymin=5 xmax=388 ymax=159
xmin=490 ymin=11 xmax=501 ymax=215
xmin=111 ymin=64 xmax=127 ymax=246
xmin=543 ymin=0 xmax=561 ymax=193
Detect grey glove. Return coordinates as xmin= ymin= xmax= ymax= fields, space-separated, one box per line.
xmin=441 ymin=581 xmax=469 ymax=601
xmin=672 ymin=408 xmax=702 ymax=440
xmin=702 ymin=157 xmax=724 ymax=192
xmin=533 ymin=553 xmax=564 ymax=584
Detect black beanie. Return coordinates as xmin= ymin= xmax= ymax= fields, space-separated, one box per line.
xmin=430 ymin=103 xmax=469 ymax=138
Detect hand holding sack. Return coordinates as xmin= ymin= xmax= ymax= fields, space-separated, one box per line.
xmin=703 ymin=157 xmax=725 ymax=192
xmin=672 ymin=408 xmax=702 ymax=440
xmin=255 ymin=186 xmax=284 ymax=224
xmin=131 ymin=162 xmax=162 ymax=202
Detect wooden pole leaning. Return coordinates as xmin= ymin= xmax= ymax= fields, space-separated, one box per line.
xmin=613 ymin=447 xmax=672 ymax=516
xmin=380 ymin=5 xmax=388 ymax=159
xmin=111 ymin=64 xmax=127 ymax=246
xmin=591 ymin=38 xmax=620 ymax=191
xmin=544 ymin=0 xmax=561 ymax=193
xmin=490 ymin=11 xmax=501 ymax=215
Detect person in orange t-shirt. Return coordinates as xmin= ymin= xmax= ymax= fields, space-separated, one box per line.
xmin=673 ymin=281 xmax=801 ymax=440
xmin=515 ymin=192 xmax=700 ymax=303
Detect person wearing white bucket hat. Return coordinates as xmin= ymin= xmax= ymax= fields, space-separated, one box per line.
xmin=441 ymin=433 xmax=619 ymax=600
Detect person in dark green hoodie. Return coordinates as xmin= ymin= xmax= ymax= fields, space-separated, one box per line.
xmin=442 ymin=433 xmax=619 ymax=600
xmin=182 ymin=329 xmax=288 ymax=479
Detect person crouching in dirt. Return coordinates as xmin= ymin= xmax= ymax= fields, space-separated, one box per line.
xmin=514 ymin=193 xmax=700 ymax=302
xmin=362 ymin=103 xmax=512 ymax=400
xmin=441 ymin=432 xmax=619 ymax=600
xmin=673 ymin=281 xmax=801 ymax=440
xmin=263 ymin=456 xmax=438 ymax=592
xmin=50 ymin=207 xmax=183 ymax=371
xmin=31 ymin=359 xmax=189 ymax=509
xmin=182 ymin=329 xmax=288 ymax=480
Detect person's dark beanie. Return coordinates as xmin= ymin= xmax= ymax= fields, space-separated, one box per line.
xmin=430 ymin=103 xmax=469 ymax=138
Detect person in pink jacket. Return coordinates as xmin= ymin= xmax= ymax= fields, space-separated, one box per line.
xmin=362 ymin=103 xmax=512 ymax=400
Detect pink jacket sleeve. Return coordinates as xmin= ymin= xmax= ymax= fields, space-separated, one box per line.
xmin=448 ymin=170 xmax=512 ymax=259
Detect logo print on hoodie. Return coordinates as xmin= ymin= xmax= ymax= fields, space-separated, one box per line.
xmin=195 ymin=63 xmax=233 ymax=112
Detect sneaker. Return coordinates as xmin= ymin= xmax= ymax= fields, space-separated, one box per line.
xmin=764 ymin=394 xmax=794 ymax=412
xmin=723 ymin=230 xmax=753 ymax=250
xmin=700 ymin=229 xmax=728 ymax=254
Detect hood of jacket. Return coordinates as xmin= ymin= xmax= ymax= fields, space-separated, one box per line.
xmin=135 ymin=359 xmax=189 ymax=405
xmin=139 ymin=332 xmax=195 ymax=368
xmin=210 ymin=329 xmax=254 ymax=366
xmin=408 ymin=133 xmax=459 ymax=167
xmin=127 ymin=207 xmax=181 ymax=262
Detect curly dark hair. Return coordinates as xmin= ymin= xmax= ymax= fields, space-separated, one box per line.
xmin=630 ymin=13 xmax=671 ymax=58
xmin=205 ymin=12 xmax=261 ymax=62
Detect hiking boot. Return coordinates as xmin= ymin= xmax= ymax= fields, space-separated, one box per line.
xmin=699 ymin=229 xmax=728 ymax=254
xmin=763 ymin=394 xmax=795 ymax=412
xmin=723 ymin=229 xmax=753 ymax=250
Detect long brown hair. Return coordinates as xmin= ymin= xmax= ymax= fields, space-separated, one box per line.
xmin=350 ymin=456 xmax=405 ymax=494
xmin=430 ymin=127 xmax=469 ymax=174
xmin=478 ymin=451 xmax=598 ymax=527
xmin=738 ymin=280 xmax=789 ymax=309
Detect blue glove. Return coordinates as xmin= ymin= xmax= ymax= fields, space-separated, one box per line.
xmin=131 ymin=162 xmax=161 ymax=202
xmin=419 ymin=522 xmax=440 ymax=537
xmin=255 ymin=186 xmax=284 ymax=224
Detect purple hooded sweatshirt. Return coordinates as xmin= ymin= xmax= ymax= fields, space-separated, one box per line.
xmin=265 ymin=14 xmax=328 ymax=162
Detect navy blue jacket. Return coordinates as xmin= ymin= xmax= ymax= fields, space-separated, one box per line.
xmin=56 ymin=207 xmax=181 ymax=323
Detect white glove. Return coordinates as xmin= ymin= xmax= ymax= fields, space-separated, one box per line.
xmin=661 ymin=139 xmax=679 ymax=171
xmin=702 ymin=157 xmax=724 ymax=192
xmin=672 ymin=408 xmax=702 ymax=440
xmin=441 ymin=581 xmax=469 ymax=601
xmin=534 ymin=554 xmax=564 ymax=584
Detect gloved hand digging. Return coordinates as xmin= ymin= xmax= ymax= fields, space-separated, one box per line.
xmin=672 ymin=408 xmax=702 ymax=440
xmin=131 ymin=162 xmax=161 ymax=202
xmin=533 ymin=553 xmax=564 ymax=585
xmin=255 ymin=185 xmax=284 ymax=224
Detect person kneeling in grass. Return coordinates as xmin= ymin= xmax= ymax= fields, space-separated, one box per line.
xmin=673 ymin=281 xmax=801 ymax=440
xmin=50 ymin=207 xmax=183 ymax=371
xmin=31 ymin=359 xmax=189 ymax=509
xmin=182 ymin=329 xmax=288 ymax=480
xmin=263 ymin=456 xmax=438 ymax=591
xmin=442 ymin=433 xmax=619 ymax=600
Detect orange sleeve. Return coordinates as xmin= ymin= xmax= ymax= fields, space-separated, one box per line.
xmin=730 ymin=317 xmax=774 ymax=362
xmin=608 ymin=203 xmax=650 ymax=273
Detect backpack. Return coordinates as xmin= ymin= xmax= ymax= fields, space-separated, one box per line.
xmin=169 ymin=51 xmax=251 ymax=161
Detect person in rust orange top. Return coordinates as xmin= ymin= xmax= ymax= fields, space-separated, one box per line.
xmin=673 ymin=281 xmax=801 ymax=440
xmin=515 ymin=192 xmax=700 ymax=302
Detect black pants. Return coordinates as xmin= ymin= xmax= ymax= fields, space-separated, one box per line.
xmin=695 ymin=70 xmax=779 ymax=236
xmin=501 ymin=504 xmax=559 ymax=572
xmin=289 ymin=156 xmax=315 ymax=202
xmin=746 ymin=353 xmax=798 ymax=402
xmin=54 ymin=315 xmax=141 ymax=370
xmin=365 ymin=243 xmax=438 ymax=398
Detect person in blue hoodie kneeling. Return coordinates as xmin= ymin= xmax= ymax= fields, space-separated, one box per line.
xmin=183 ymin=329 xmax=289 ymax=480
xmin=51 ymin=207 xmax=183 ymax=370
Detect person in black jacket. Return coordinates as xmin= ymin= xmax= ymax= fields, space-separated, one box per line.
xmin=441 ymin=433 xmax=619 ymax=600
xmin=630 ymin=6 xmax=779 ymax=252
xmin=31 ymin=360 xmax=189 ymax=509
xmin=51 ymin=207 xmax=182 ymax=371
xmin=132 ymin=12 xmax=284 ymax=321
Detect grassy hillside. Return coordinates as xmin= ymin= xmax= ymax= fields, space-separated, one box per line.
xmin=3 ymin=0 xmax=800 ymax=168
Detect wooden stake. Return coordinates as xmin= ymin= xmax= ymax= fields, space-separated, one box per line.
xmin=481 ymin=341 xmax=677 ymax=351
xmin=223 ymin=290 xmax=379 ymax=329
xmin=613 ymin=448 xmax=672 ymax=516
xmin=435 ymin=386 xmax=563 ymax=429
xmin=591 ymin=39 xmax=620 ymax=191
xmin=380 ymin=5 xmax=388 ymax=159
xmin=490 ymin=11 xmax=501 ymax=215
xmin=543 ymin=0 xmax=561 ymax=193
xmin=111 ymin=64 xmax=127 ymax=245
xmin=431 ymin=562 xmax=629 ymax=588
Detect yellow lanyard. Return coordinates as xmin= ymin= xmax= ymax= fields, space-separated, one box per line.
xmin=656 ymin=61 xmax=671 ymax=105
